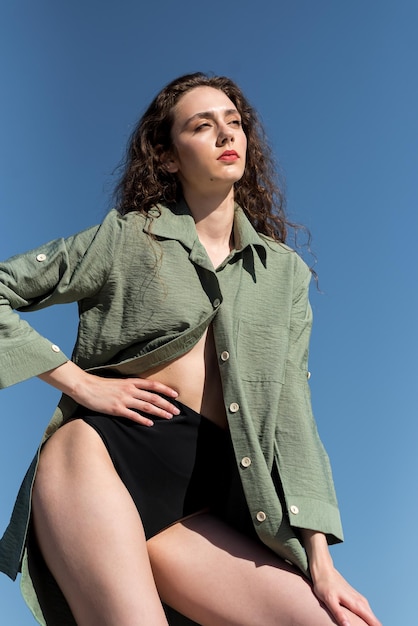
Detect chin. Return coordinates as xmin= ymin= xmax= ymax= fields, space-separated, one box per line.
xmin=218 ymin=170 xmax=245 ymax=184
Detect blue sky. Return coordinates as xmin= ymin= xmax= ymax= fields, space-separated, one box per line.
xmin=1 ymin=2 xmax=417 ymax=624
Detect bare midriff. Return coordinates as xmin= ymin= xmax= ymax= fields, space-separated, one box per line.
xmin=140 ymin=325 xmax=228 ymax=430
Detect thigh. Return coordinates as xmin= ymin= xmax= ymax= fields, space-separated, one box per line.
xmin=32 ymin=419 xmax=167 ymax=626
xmin=148 ymin=514 xmax=366 ymax=626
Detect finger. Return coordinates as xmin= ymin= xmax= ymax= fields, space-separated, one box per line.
xmin=326 ymin=594 xmax=381 ymax=626
xmin=131 ymin=378 xmax=179 ymax=398
xmin=112 ymin=406 xmax=155 ymax=427
xmin=135 ymin=399 xmax=178 ymax=419
xmin=324 ymin=598 xmax=351 ymax=626
xmin=132 ymin=391 xmax=181 ymax=416
xmin=114 ymin=392 xmax=180 ymax=421
xmin=107 ymin=378 xmax=180 ymax=414
xmin=341 ymin=597 xmax=382 ymax=626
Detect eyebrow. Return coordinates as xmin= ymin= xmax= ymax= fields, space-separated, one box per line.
xmin=182 ymin=108 xmax=240 ymax=129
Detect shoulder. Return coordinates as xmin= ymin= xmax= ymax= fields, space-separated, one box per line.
xmin=72 ymin=209 xmax=148 ymax=252
xmin=98 ymin=208 xmax=147 ymax=234
xmin=258 ymin=234 xmax=312 ymax=283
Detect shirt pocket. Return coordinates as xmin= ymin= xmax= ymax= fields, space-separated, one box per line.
xmin=237 ymin=319 xmax=289 ymax=382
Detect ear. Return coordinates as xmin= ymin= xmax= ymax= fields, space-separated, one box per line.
xmin=159 ymin=149 xmax=179 ymax=174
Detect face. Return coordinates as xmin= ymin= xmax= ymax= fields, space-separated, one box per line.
xmin=165 ymin=86 xmax=247 ymax=196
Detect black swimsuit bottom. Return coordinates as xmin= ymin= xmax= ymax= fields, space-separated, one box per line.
xmin=74 ymin=397 xmax=254 ymax=540
xmin=27 ymin=400 xmax=256 ymax=626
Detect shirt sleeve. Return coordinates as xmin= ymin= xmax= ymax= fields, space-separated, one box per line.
xmin=275 ymin=256 xmax=344 ymax=544
xmin=0 ymin=211 xmax=119 ymax=388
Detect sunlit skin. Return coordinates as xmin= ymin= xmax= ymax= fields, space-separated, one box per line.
xmin=164 ymin=85 xmax=247 ymax=198
xmin=31 ymin=86 xmax=382 ymax=626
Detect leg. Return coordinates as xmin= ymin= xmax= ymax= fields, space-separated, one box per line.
xmin=148 ymin=514 xmax=368 ymax=626
xmin=32 ymin=419 xmax=168 ymax=626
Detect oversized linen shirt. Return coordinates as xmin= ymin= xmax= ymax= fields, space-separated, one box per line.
xmin=0 ymin=201 xmax=343 ymax=622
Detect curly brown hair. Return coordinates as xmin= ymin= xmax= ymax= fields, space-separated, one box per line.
xmin=115 ymin=72 xmax=293 ymax=243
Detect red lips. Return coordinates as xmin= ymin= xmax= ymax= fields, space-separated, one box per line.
xmin=218 ymin=150 xmax=239 ymax=161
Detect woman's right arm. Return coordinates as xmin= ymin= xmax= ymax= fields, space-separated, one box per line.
xmin=0 ymin=224 xmax=103 ymax=388
xmin=1 ymin=214 xmax=179 ymax=423
xmin=38 ymin=361 xmax=180 ymax=426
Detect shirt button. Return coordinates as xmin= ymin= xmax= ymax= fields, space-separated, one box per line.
xmin=36 ymin=253 xmax=47 ymax=262
xmin=229 ymin=402 xmax=239 ymax=413
xmin=241 ymin=456 xmax=251 ymax=468
xmin=213 ymin=298 xmax=221 ymax=308
xmin=307 ymin=371 xmax=311 ymax=380
xmin=51 ymin=344 xmax=60 ymax=353
xmin=256 ymin=511 xmax=267 ymax=523
xmin=220 ymin=351 xmax=230 ymax=361
xmin=290 ymin=505 xmax=299 ymax=515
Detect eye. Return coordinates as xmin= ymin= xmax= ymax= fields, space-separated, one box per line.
xmin=229 ymin=119 xmax=242 ymax=127
xmin=195 ymin=122 xmax=211 ymax=132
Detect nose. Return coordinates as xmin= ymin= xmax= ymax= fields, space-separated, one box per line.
xmin=216 ymin=124 xmax=234 ymax=146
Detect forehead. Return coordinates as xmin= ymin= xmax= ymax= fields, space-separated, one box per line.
xmin=173 ymin=86 xmax=237 ymax=122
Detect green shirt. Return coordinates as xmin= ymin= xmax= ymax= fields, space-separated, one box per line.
xmin=0 ymin=201 xmax=343 ymax=623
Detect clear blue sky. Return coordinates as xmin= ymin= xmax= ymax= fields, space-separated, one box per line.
xmin=1 ymin=1 xmax=417 ymax=624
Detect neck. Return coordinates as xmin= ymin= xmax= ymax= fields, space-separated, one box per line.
xmin=183 ymin=186 xmax=236 ymax=267
xmin=184 ymin=186 xmax=235 ymax=245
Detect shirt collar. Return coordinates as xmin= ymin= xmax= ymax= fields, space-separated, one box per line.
xmin=144 ymin=199 xmax=268 ymax=264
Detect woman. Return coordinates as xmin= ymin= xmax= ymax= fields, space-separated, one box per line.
xmin=0 ymin=73 xmax=381 ymax=626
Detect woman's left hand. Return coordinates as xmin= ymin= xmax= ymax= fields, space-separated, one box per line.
xmin=300 ymin=529 xmax=381 ymax=626
xmin=311 ymin=566 xmax=382 ymax=626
